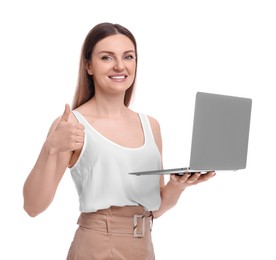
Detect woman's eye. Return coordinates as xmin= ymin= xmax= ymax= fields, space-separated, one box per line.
xmin=101 ymin=55 xmax=113 ymax=61
xmin=124 ymin=55 xmax=135 ymax=60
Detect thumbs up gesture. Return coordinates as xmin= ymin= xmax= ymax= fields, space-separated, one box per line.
xmin=60 ymin=103 xmax=71 ymax=122
xmin=47 ymin=104 xmax=85 ymax=153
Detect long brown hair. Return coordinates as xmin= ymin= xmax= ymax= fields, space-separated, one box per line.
xmin=72 ymin=22 xmax=138 ymax=110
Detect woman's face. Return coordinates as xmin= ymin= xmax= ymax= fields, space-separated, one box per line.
xmin=87 ymin=34 xmax=136 ymax=97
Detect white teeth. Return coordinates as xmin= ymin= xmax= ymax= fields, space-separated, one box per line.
xmin=110 ymin=76 xmax=125 ymax=79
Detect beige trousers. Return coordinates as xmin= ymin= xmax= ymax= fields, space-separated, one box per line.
xmin=67 ymin=206 xmax=155 ymax=260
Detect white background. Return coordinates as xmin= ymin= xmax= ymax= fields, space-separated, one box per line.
xmin=1 ymin=0 xmax=275 ymax=259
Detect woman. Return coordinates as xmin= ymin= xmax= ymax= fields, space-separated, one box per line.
xmin=23 ymin=22 xmax=215 ymax=260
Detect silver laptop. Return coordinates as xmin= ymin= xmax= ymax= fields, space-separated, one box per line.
xmin=130 ymin=92 xmax=252 ymax=175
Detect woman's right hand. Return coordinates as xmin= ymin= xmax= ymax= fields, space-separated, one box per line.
xmin=46 ymin=104 xmax=85 ymax=154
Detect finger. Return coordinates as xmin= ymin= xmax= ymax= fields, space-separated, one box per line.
xmin=170 ymin=174 xmax=177 ymax=182
xmin=206 ymin=171 xmax=216 ymax=178
xmin=171 ymin=173 xmax=190 ymax=183
xmin=196 ymin=171 xmax=216 ymax=183
xmin=60 ymin=104 xmax=71 ymax=122
xmin=75 ymin=129 xmax=85 ymax=137
xmin=76 ymin=136 xmax=85 ymax=143
xmin=179 ymin=173 xmax=192 ymax=183
xmin=74 ymin=142 xmax=84 ymax=150
xmin=203 ymin=171 xmax=216 ymax=178
xmin=76 ymin=123 xmax=85 ymax=130
xmin=186 ymin=172 xmax=201 ymax=183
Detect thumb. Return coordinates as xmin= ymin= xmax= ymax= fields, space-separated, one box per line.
xmin=60 ymin=104 xmax=71 ymax=122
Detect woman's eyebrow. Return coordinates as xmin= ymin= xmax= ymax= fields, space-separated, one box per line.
xmin=97 ymin=50 xmax=136 ymax=55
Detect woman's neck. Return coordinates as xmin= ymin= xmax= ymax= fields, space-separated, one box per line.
xmin=87 ymin=96 xmax=129 ymax=118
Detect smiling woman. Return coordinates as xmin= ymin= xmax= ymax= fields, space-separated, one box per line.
xmin=72 ymin=23 xmax=138 ymax=109
xmin=86 ymin=34 xmax=137 ymax=98
xmin=22 ymin=22 xmax=215 ymax=260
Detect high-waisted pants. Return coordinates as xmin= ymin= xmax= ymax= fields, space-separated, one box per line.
xmin=66 ymin=206 xmax=155 ymax=260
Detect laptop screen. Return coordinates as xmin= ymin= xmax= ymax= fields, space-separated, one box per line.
xmin=189 ymin=92 xmax=252 ymax=171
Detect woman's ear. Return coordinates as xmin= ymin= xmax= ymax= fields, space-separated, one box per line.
xmin=86 ymin=61 xmax=93 ymax=75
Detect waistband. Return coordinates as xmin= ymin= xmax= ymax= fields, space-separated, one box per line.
xmin=78 ymin=206 xmax=153 ymax=238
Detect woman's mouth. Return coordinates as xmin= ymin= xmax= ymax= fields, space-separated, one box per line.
xmin=109 ymin=75 xmax=127 ymax=81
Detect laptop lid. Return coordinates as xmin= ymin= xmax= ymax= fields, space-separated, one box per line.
xmin=189 ymin=92 xmax=252 ymax=171
xmin=129 ymin=92 xmax=252 ymax=175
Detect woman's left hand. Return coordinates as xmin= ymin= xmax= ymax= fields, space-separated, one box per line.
xmin=170 ymin=171 xmax=216 ymax=190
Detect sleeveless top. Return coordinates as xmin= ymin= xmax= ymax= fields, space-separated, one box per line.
xmin=69 ymin=111 xmax=162 ymax=213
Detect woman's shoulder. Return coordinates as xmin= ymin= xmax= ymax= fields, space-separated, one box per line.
xmin=128 ymin=108 xmax=160 ymax=132
xmin=141 ymin=113 xmax=162 ymax=153
xmin=135 ymin=111 xmax=161 ymax=138
xmin=141 ymin=113 xmax=160 ymax=130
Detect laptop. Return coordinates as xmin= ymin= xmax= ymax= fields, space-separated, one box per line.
xmin=130 ymin=92 xmax=252 ymax=176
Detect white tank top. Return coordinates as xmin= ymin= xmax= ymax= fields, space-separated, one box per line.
xmin=69 ymin=111 xmax=162 ymax=213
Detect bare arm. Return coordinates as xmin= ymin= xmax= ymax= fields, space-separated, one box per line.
xmin=23 ymin=105 xmax=84 ymax=217
xmin=148 ymin=116 xmax=216 ymax=218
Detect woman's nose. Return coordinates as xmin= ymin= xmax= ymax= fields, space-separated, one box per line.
xmin=113 ymin=58 xmax=125 ymax=71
